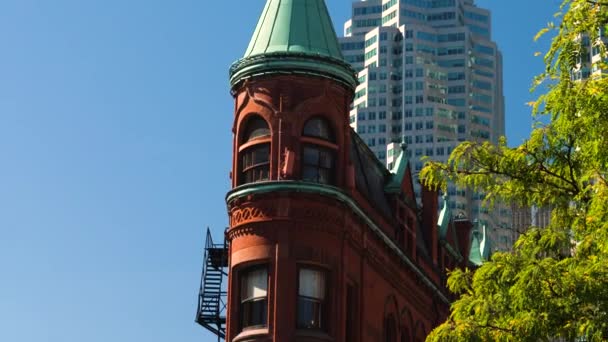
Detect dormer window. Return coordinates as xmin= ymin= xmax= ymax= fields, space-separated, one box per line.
xmin=301 ymin=118 xmax=337 ymax=185
xmin=240 ymin=116 xmax=270 ymax=185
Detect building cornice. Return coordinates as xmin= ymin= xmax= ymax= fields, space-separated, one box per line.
xmin=229 ymin=53 xmax=358 ymax=93
xmin=226 ymin=181 xmax=451 ymax=305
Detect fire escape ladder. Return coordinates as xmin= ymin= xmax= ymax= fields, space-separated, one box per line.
xmin=196 ymin=228 xmax=229 ymax=341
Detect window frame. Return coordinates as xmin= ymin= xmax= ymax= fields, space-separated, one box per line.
xmin=301 ymin=144 xmax=336 ymax=185
xmin=300 ymin=117 xmax=338 ymax=185
xmin=240 ymin=143 xmax=271 ymax=184
xmin=239 ymin=265 xmax=269 ymax=331
xmin=296 ymin=265 xmax=329 ymax=331
xmin=238 ymin=116 xmax=271 ymax=185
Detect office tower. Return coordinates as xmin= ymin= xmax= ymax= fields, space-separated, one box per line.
xmin=339 ymin=0 xmax=512 ymax=251
xmin=573 ymin=32 xmax=608 ymax=80
xmin=511 ymin=204 xmax=552 ymax=244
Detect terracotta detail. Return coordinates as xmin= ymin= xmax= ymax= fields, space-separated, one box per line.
xmin=230 ymin=205 xmax=275 ymax=226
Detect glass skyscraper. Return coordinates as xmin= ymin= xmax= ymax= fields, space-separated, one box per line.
xmin=339 ymin=0 xmax=512 ymax=251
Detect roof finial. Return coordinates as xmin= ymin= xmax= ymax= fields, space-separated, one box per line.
xmin=400 ymin=135 xmax=408 ymax=151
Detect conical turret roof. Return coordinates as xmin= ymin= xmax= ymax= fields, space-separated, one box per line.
xmin=229 ymin=0 xmax=357 ymax=91
xmin=244 ymin=0 xmax=344 ymax=59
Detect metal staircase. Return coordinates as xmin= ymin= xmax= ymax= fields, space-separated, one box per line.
xmin=196 ymin=228 xmax=228 ymax=341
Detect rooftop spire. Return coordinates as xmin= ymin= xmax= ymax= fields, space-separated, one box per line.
xmin=229 ymin=0 xmax=357 ymax=91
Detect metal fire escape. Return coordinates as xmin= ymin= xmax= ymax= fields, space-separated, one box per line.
xmin=196 ymin=228 xmax=229 ymax=341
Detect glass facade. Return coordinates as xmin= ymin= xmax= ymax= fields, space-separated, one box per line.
xmin=340 ymin=0 xmax=511 ymax=251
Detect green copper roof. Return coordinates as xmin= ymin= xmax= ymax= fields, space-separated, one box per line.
xmin=437 ymin=196 xmax=451 ymax=240
xmin=244 ymin=0 xmax=344 ymax=59
xmin=385 ymin=144 xmax=410 ymax=193
xmin=437 ymin=196 xmax=463 ymax=261
xmin=229 ymin=0 xmax=357 ymax=91
xmin=469 ymin=224 xmax=492 ymax=266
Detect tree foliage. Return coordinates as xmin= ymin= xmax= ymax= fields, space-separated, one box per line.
xmin=421 ymin=1 xmax=608 ymax=340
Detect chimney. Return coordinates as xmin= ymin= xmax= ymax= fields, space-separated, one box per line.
xmin=454 ymin=218 xmax=473 ymax=267
xmin=421 ymin=184 xmax=439 ymax=264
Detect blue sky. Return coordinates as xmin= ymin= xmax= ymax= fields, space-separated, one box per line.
xmin=0 ymin=1 xmax=559 ymax=341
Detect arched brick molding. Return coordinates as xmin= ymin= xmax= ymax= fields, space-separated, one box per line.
xmin=399 ymin=306 xmax=414 ymax=342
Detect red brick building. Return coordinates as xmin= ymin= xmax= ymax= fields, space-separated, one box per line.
xmin=196 ymin=0 xmax=478 ymax=341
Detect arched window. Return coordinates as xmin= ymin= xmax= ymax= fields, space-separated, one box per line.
xmin=301 ymin=117 xmax=336 ymax=185
xmin=384 ymin=314 xmax=397 ymax=342
xmin=240 ymin=116 xmax=270 ymax=184
xmin=400 ymin=309 xmax=413 ymax=342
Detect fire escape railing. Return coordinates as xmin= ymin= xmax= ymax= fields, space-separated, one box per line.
xmin=196 ymin=228 xmax=228 ymax=341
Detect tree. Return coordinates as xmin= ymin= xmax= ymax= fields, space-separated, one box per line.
xmin=421 ymin=1 xmax=608 ymax=340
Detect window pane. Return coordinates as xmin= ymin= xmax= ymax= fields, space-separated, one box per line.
xmin=303 ymin=147 xmax=319 ymax=165
xmin=297 ymin=297 xmax=322 ymax=329
xmin=302 ymin=145 xmax=334 ymax=185
xmin=241 ymin=268 xmax=268 ymax=330
xmin=302 ymin=166 xmax=318 ymax=182
xmin=299 ymin=268 xmax=325 ymax=299
xmin=242 ymin=298 xmax=267 ymax=329
xmin=253 ymin=145 xmax=270 ymax=164
xmin=303 ymin=118 xmax=334 ymax=141
xmin=254 ymin=168 xmax=269 ymax=182
xmin=241 ymin=268 xmax=267 ymax=301
xmin=318 ymin=169 xmax=330 ymax=184
xmin=241 ymin=143 xmax=270 ymax=184
xmin=319 ymin=150 xmax=333 ymax=168
xmin=243 ymin=117 xmax=270 ymax=142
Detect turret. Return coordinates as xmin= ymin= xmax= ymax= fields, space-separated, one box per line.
xmin=224 ymin=1 xmax=358 ymax=340
xmin=228 ymin=0 xmax=357 ymax=190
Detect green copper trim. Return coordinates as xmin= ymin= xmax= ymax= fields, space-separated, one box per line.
xmin=469 ymin=224 xmax=491 ymax=266
xmin=479 ymin=224 xmax=491 ymax=260
xmin=469 ymin=231 xmax=484 ymax=266
xmin=226 ymin=181 xmax=451 ymax=305
xmin=230 ymin=0 xmax=358 ymax=92
xmin=229 ymin=52 xmax=358 ymax=90
xmin=437 ymin=196 xmax=451 ymax=240
xmin=385 ymin=145 xmax=410 ymax=193
xmin=437 ymin=196 xmax=464 ymax=260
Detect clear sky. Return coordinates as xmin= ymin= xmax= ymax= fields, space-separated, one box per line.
xmin=0 ymin=1 xmax=560 ymax=341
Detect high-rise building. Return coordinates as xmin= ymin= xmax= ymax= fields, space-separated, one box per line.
xmin=511 ymin=204 xmax=552 ymax=235
xmin=573 ymin=32 xmax=608 ymax=80
xmin=338 ymin=0 xmax=512 ymax=250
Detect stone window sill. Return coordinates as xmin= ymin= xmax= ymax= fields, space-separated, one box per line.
xmin=233 ymin=327 xmax=270 ymax=342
